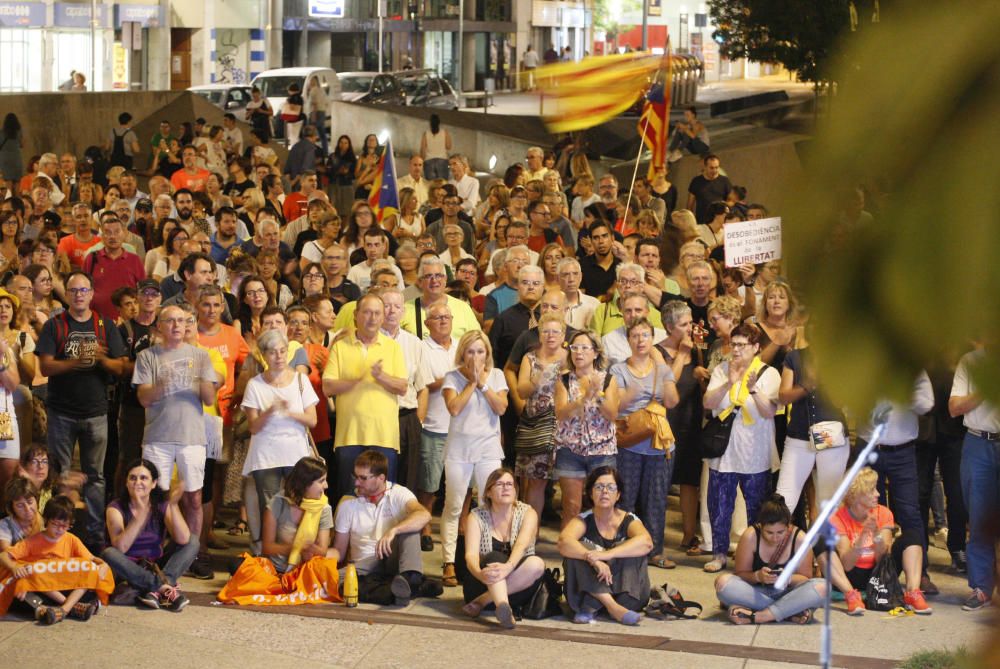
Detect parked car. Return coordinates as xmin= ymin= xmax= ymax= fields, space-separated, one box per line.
xmin=394 ymin=69 xmax=460 ymax=110
xmin=250 ymin=67 xmax=341 ymax=141
xmin=337 ymin=72 xmax=407 ymax=105
xmin=188 ymin=84 xmax=253 ymax=115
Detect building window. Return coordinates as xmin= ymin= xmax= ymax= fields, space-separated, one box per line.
xmin=0 ymin=29 xmax=43 ymax=92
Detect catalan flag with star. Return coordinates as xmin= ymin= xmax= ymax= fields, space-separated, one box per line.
xmin=638 ymin=61 xmax=671 ymax=181
xmin=536 ymin=51 xmax=666 ymax=133
xmin=368 ymin=139 xmax=400 ymax=224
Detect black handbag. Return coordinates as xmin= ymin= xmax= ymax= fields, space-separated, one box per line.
xmin=521 ymin=567 xmax=564 ymax=620
xmin=864 ymin=554 xmax=905 ymax=611
xmin=700 ymin=407 xmax=740 ymax=459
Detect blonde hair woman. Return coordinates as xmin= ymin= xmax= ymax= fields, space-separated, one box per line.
xmin=439 ymin=331 xmax=509 ymax=587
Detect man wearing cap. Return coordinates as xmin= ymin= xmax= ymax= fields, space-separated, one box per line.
xmin=115 ymin=278 xmax=162 ymax=493
xmin=84 ymin=211 xmax=145 ymax=321
xmin=133 ymin=197 xmax=156 ymax=252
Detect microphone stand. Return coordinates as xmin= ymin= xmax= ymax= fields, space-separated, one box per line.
xmin=774 ymin=421 xmax=888 ymax=669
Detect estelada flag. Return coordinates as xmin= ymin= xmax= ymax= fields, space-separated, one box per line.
xmin=217 ymin=553 xmax=342 ymax=606
xmin=368 ymin=139 xmax=400 ymax=225
xmin=0 ymin=558 xmax=116 ymax=615
xmin=537 ymin=52 xmax=665 ymax=133
xmin=639 ymin=71 xmax=671 ymax=181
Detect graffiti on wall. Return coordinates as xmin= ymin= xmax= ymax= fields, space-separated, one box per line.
xmin=215 ymin=30 xmax=247 ymax=84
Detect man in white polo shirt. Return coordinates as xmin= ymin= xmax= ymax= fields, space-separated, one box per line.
xmin=332 ymin=450 xmax=443 ymax=605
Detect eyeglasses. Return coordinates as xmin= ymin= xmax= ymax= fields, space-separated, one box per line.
xmin=304 ymin=273 xmax=324 ymax=279
xmin=67 ymin=287 xmax=92 ymax=295
xmin=30 ymin=458 xmax=48 ymax=466
xmin=629 ymin=331 xmax=652 ymax=340
xmin=140 ymin=289 xmax=160 ymax=297
xmin=593 ymin=483 xmax=618 ymax=493
xmin=245 ymin=288 xmax=267 ymax=296
xmin=618 ymin=277 xmax=641 ymax=287
xmin=519 ymin=280 xmax=542 ymax=288
xmin=569 ymin=344 xmax=594 ymax=352
xmin=731 ymin=342 xmax=752 ymax=350
xmin=421 ymin=273 xmax=446 ymax=281
xmin=492 ymin=481 xmax=515 ymax=489
xmin=427 ymin=315 xmax=453 ymax=321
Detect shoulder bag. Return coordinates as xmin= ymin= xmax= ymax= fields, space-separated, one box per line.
xmin=616 ymin=364 xmax=675 ymax=452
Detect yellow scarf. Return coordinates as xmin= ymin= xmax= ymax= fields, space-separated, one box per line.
xmin=721 ymin=356 xmax=766 ymax=426
xmin=288 ymin=494 xmax=328 ymax=567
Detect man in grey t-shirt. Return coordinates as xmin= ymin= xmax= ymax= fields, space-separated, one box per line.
xmin=133 ymin=305 xmax=219 ymax=562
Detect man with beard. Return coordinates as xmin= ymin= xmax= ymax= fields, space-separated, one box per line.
xmin=170 ymin=145 xmax=212 ymax=192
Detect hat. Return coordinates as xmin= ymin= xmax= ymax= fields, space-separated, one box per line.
xmin=135 ymin=198 xmax=153 ymax=211
xmin=0 ymin=287 xmax=19 ymax=310
xmin=42 ymin=211 xmax=60 ymax=227
xmin=137 ymin=279 xmax=161 ymax=294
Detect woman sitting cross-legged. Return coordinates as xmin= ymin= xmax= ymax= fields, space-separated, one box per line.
xmin=558 ymin=466 xmax=653 ymax=626
xmin=816 ymin=467 xmax=931 ymax=615
xmin=101 ymin=459 xmax=199 ymax=611
xmin=715 ymin=493 xmax=825 ymax=624
xmin=461 ymin=467 xmax=545 ymax=629
xmin=0 ymin=495 xmax=111 ymax=624
xmin=218 ymin=457 xmax=341 ymax=606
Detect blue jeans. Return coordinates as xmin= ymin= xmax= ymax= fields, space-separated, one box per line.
xmin=617 ymin=449 xmax=675 ymax=556
xmin=47 ymin=411 xmax=108 ymax=547
xmin=334 ymin=445 xmax=397 ymax=505
xmin=717 ymin=576 xmax=826 ymax=621
xmin=423 ymin=158 xmax=450 ymax=181
xmin=668 ymin=131 xmax=710 ymax=156
xmin=707 ymin=469 xmax=770 ymax=559
xmin=960 ymin=433 xmax=1000 ymax=593
xmin=101 ymin=538 xmax=200 ymax=593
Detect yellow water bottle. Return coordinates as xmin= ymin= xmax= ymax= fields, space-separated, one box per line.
xmin=344 ymin=562 xmax=358 ymax=608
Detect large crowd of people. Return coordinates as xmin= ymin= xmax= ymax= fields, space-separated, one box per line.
xmin=0 ymin=101 xmax=995 ymax=630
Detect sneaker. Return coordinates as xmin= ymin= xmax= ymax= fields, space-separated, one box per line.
xmin=186 ymin=557 xmax=214 ymax=580
xmin=962 ymin=588 xmax=991 ymax=612
xmin=951 ymin=550 xmax=968 ymax=574
xmin=390 ymin=574 xmax=412 ymax=606
xmin=919 ymin=574 xmax=940 ymax=596
xmin=136 ymin=592 xmax=161 ymax=610
xmin=417 ymin=579 xmax=444 ymax=598
xmin=667 ymin=149 xmax=683 ymax=163
xmin=904 ymin=589 xmax=933 ymax=614
xmin=844 ymin=589 xmax=865 ymax=616
xmin=161 ymin=586 xmax=190 ymax=613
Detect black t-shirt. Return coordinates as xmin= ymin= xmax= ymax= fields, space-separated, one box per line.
xmin=119 ymin=319 xmax=155 ymax=408
xmin=784 ymin=348 xmax=843 ymax=440
xmin=489 ymin=302 xmax=539 ymax=369
xmin=686 ymin=298 xmax=716 ymax=348
xmin=328 ymin=279 xmax=361 ymax=313
xmin=653 ymin=185 xmax=678 ymax=218
xmin=36 ymin=311 xmax=128 ymax=418
xmin=224 ymin=178 xmax=255 ymax=201
xmin=579 ymin=254 xmax=620 ymax=300
xmin=688 ymin=174 xmax=732 ymax=224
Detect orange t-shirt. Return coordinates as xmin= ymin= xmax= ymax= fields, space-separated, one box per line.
xmin=8 ymin=530 xmax=93 ymax=562
xmin=831 ymin=503 xmax=894 ymax=570
xmin=57 ymin=234 xmax=101 ymax=269
xmin=198 ymin=324 xmax=251 ymax=425
xmin=170 ymin=168 xmax=212 ymax=192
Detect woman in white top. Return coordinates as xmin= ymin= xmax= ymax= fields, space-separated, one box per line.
xmin=439 ymin=331 xmax=509 ymax=587
xmin=420 ymin=114 xmax=452 ymax=181
xmin=299 ymin=213 xmax=342 ymax=270
xmin=702 ymin=323 xmax=780 ymax=573
xmin=0 ymin=291 xmax=22 ymax=489
xmin=438 ymin=223 xmax=474 ymax=270
xmin=241 ymin=329 xmax=318 ymax=554
xmin=392 ymin=187 xmax=424 ymax=240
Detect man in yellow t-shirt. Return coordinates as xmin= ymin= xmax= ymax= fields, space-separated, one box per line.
xmin=401 ymin=257 xmax=480 ymax=340
xmin=323 ymin=294 xmax=407 ymax=502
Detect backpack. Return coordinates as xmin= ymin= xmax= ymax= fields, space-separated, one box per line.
xmin=109 ymin=128 xmax=132 ymax=169
xmin=54 ymin=310 xmax=108 ymax=358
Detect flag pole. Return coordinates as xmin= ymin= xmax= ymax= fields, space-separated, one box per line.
xmin=623 ymin=48 xmax=671 ymax=231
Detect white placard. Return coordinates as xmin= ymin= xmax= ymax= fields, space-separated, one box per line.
xmin=724 ymin=216 xmax=782 ymax=267
xmin=309 ymin=0 xmax=344 ymax=18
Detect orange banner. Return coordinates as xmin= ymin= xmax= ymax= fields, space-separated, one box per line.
xmin=218 ymin=553 xmax=342 ymax=606
xmin=0 ymin=558 xmax=116 ymax=615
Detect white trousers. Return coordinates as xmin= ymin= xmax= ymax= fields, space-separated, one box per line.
xmin=440 ymin=458 xmax=501 ymax=563
xmin=774 ymin=436 xmax=850 ymax=514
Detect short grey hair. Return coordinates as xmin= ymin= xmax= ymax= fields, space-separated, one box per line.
xmin=518 ymin=265 xmax=544 ymax=280
xmin=556 ymin=257 xmax=581 ymax=274
xmin=505 ymin=244 xmax=530 ymax=262
xmin=661 ymin=300 xmax=692 ymax=331
xmin=257 ymin=328 xmax=288 ymax=354
xmin=615 ymin=262 xmax=645 ymax=283
xmin=418 ymin=255 xmax=446 ymax=278
xmin=491 ymin=249 xmax=507 ymax=274
xmin=686 ymin=259 xmax=713 ymax=279
xmin=526 ymin=147 xmax=544 ymax=158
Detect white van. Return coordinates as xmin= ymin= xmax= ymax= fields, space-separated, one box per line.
xmin=250 ymin=67 xmax=341 ymax=141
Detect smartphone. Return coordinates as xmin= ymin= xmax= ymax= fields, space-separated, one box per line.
xmin=770 ymin=567 xmax=783 ymax=575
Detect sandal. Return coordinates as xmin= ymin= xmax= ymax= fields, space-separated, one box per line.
xmin=36 ymin=606 xmax=66 ymax=625
xmin=789 ymin=609 xmax=814 ymax=625
xmin=703 ymin=557 xmax=727 ymax=573
xmin=461 ymin=601 xmax=484 ymax=618
xmin=227 ymin=520 xmax=248 ymax=536
xmin=442 ymin=563 xmax=458 ymax=587
xmin=648 ymin=555 xmax=677 ymax=569
xmin=69 ymin=599 xmax=99 ymax=621
xmin=728 ymin=606 xmax=755 ymax=625
xmin=683 ymin=537 xmax=705 ymax=557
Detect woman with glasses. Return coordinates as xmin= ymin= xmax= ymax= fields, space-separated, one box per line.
xmin=702 ymin=323 xmax=781 ymax=573
xmin=235 ymin=275 xmax=274 ymax=342
xmin=0 ymin=212 xmax=20 ymax=274
xmin=514 ymin=313 xmax=567 ymax=517
xmin=553 ymin=331 xmax=620 ymax=527
xmin=460 ymin=467 xmax=544 ymax=629
xmin=296 ymin=262 xmax=329 ymax=304
xmin=439 ymin=331 xmax=509 ymax=588
xmin=611 ymin=318 xmax=679 ymax=570
xmin=558 ymin=466 xmax=652 ymax=625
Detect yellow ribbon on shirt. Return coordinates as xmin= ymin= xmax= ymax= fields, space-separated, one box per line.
xmin=720 ymin=356 xmax=766 ymax=426
xmin=288 ymin=494 xmax=328 ymax=567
